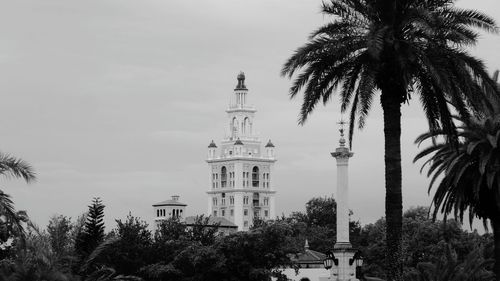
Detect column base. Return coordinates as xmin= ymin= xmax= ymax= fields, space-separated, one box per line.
xmin=334 ymin=242 xmax=353 ymax=250
xmin=331 ymin=244 xmax=359 ymax=281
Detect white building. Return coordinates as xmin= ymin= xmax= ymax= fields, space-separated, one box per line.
xmin=153 ymin=195 xmax=187 ymax=227
xmin=279 ymin=240 xmax=330 ymax=281
xmin=206 ymin=72 xmax=277 ymax=231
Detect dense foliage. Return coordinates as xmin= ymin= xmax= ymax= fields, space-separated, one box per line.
xmin=0 ymin=196 xmax=494 ymax=281
xmin=414 ymin=72 xmax=500 ymax=277
xmin=358 ymin=206 xmax=493 ymax=279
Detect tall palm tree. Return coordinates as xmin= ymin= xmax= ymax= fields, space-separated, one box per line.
xmin=0 ymin=152 xmax=35 ymax=241
xmin=281 ymin=1 xmax=497 ymax=280
xmin=414 ymin=72 xmax=500 ymax=277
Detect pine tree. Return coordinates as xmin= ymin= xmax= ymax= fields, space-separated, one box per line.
xmin=74 ymin=197 xmax=105 ymax=273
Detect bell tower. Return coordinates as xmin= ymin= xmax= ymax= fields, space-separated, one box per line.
xmin=206 ymin=72 xmax=277 ymax=231
xmin=227 ymin=72 xmax=257 ymax=140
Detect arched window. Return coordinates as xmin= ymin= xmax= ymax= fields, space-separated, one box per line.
xmin=252 ymin=166 xmax=259 ymax=187
xmin=232 ymin=117 xmax=238 ymax=138
xmin=221 ymin=166 xmax=227 ymax=187
xmin=243 ymin=117 xmax=250 ymax=135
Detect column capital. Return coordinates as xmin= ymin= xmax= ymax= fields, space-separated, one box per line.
xmin=331 ymin=147 xmax=354 ymax=159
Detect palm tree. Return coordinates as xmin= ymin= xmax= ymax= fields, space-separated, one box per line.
xmin=0 ymin=152 xmax=35 ymax=242
xmin=414 ymin=72 xmax=500 ymax=277
xmin=281 ymin=1 xmax=497 ymax=280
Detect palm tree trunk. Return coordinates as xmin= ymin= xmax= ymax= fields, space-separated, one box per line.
xmin=381 ymin=92 xmax=403 ymax=281
xmin=493 ymin=216 xmax=500 ymax=278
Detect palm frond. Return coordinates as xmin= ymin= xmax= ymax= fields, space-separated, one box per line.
xmin=0 ymin=153 xmax=35 ymax=183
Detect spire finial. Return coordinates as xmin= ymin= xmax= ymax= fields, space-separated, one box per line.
xmin=236 ymin=72 xmax=246 ymax=89
xmin=337 ymin=119 xmax=347 ymax=147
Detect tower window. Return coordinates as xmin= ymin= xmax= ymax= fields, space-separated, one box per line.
xmin=221 ymin=166 xmax=227 ymax=187
xmin=244 ymin=209 xmax=248 ymax=216
xmin=252 ymin=166 xmax=259 ymax=187
xmin=230 ymin=209 xmax=234 ymax=216
xmin=221 ymin=209 xmax=225 ymax=217
xmin=214 ymin=210 xmax=217 ymax=217
xmin=253 ymin=193 xmax=259 ymax=207
xmin=264 ymin=210 xmax=269 ymax=217
xmin=244 ymin=221 xmax=248 ymax=227
xmin=243 ymin=117 xmax=252 ymax=135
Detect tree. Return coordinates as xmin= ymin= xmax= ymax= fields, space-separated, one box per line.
xmin=405 ymin=244 xmax=494 ymax=281
xmin=75 ymin=197 xmax=105 ymax=274
xmin=0 ymin=226 xmax=78 ymax=281
xmin=47 ymin=215 xmax=73 ymax=258
xmin=300 ymin=196 xmax=337 ymax=228
xmin=286 ymin=196 xmax=361 ymax=253
xmin=214 ymin=221 xmax=297 ymax=281
xmin=357 ymin=206 xmax=491 ymax=279
xmin=281 ymin=1 xmax=497 ymax=280
xmin=0 ymin=153 xmax=36 ymax=248
xmin=414 ymin=72 xmax=500 ymax=277
xmin=47 ymin=215 xmax=74 ymax=273
xmin=91 ymin=214 xmax=153 ymax=276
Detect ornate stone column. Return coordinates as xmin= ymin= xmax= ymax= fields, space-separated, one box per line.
xmin=330 ymin=122 xmax=358 ymax=281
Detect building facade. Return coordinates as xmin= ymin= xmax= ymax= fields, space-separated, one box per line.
xmin=206 ymin=72 xmax=277 ymax=231
xmin=153 ymin=195 xmax=187 ymax=227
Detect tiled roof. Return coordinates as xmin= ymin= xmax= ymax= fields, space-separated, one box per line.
xmin=290 ymin=240 xmax=326 ymax=264
xmin=294 ymin=248 xmax=326 ymax=263
xmin=185 ymin=216 xmax=237 ymax=228
xmin=152 ymin=199 xmax=187 ymax=207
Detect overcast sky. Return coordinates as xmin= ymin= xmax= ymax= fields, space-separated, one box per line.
xmin=1 ymin=0 xmax=499 ymax=231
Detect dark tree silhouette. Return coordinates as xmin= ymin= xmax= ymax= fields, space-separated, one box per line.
xmin=0 ymin=152 xmax=35 ymax=253
xmin=415 ymin=72 xmax=500 ymax=277
xmin=75 ymin=197 xmax=105 ymax=274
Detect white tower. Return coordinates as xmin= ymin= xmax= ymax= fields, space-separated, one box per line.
xmin=206 ymin=72 xmax=277 ymax=231
xmin=329 ymin=122 xmax=360 ymax=281
xmin=152 ymin=195 xmax=187 ymax=228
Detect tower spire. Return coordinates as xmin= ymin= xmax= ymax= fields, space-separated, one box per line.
xmin=337 ymin=119 xmax=347 ymax=147
xmin=235 ymin=71 xmax=246 ymax=90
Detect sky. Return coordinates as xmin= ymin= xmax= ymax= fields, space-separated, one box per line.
xmin=0 ymin=0 xmax=499 ymax=232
